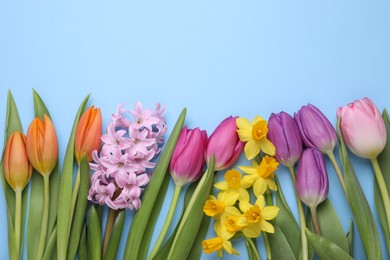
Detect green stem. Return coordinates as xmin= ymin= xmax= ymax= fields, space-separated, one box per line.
xmin=15 ymin=190 xmax=22 ymax=259
xmin=36 ymin=175 xmax=50 ymax=260
xmin=148 ymin=184 xmax=182 ymax=260
xmin=309 ymin=206 xmax=321 ymax=235
xmin=371 ymin=157 xmax=390 ymax=235
xmin=288 ymin=166 xmax=308 ymax=260
xmin=246 ymin=237 xmax=261 ymax=260
xmin=69 ymin=166 xmax=81 ymax=226
xmin=263 ymin=233 xmax=271 ymax=260
xmin=327 ymin=151 xmax=348 ymax=197
xmin=102 ymin=208 xmax=118 ymax=256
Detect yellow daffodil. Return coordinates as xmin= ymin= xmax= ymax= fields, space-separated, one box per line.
xmin=239 ymin=156 xmax=279 ymax=196
xmin=214 ymin=206 xmax=247 ymax=237
xmin=203 ymin=191 xmax=239 ymax=219
xmin=236 ymin=116 xmax=276 ymax=160
xmin=214 ymin=169 xmax=250 ymax=202
xmin=239 ymin=195 xmax=279 ymax=238
xmin=202 ymin=231 xmax=239 ymax=258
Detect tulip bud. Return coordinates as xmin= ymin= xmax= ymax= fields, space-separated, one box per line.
xmin=294 ymin=104 xmax=337 ymax=154
xmin=268 ymin=112 xmax=303 ymax=167
xmin=26 ymin=115 xmax=58 ymax=176
xmin=296 ymin=148 xmax=329 ymax=208
xmin=337 ymin=97 xmax=386 ymax=160
xmin=205 ymin=116 xmax=244 ymax=171
xmin=4 ymin=132 xmax=32 ymax=191
xmin=169 ymin=127 xmax=207 ymax=186
xmin=75 ymin=106 xmax=102 ymax=163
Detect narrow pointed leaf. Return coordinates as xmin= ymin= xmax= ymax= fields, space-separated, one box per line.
xmin=274 ymin=176 xmax=300 ymax=259
xmin=138 ymin=173 xmax=170 ymax=260
xmin=42 ymin=227 xmax=57 ymax=260
xmin=376 ymin=109 xmax=390 ymax=253
xmin=57 ymin=94 xmax=90 ymax=260
xmin=67 ymin=155 xmax=90 ymax=260
xmin=337 ymin=120 xmax=382 ymax=259
xmin=0 ymin=91 xmax=28 ymax=260
xmin=167 ymin=156 xmax=215 ymax=259
xmin=124 ymin=108 xmax=186 ymax=259
xmin=103 ymin=210 xmax=125 ymax=260
xmin=78 ymin=223 xmax=88 ymax=260
xmin=87 ymin=206 xmax=102 ymax=260
xmin=266 ymin=225 xmax=296 ymax=260
xmin=306 ymin=229 xmax=352 ymax=260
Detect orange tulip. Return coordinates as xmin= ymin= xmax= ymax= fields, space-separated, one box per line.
xmin=4 ymin=132 xmax=32 ymax=191
xmin=26 ymin=114 xmax=58 ymax=176
xmin=74 ymin=106 xmax=102 ymax=163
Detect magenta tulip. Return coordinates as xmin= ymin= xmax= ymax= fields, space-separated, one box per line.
xmin=337 ymin=97 xmax=386 ymax=159
xmin=170 ymin=126 xmax=208 ymax=186
xmin=205 ymin=116 xmax=244 ymax=171
xmin=294 ymin=104 xmax=337 ymax=154
xmin=296 ymin=148 xmax=329 ymax=208
xmin=268 ymin=112 xmax=303 ymax=167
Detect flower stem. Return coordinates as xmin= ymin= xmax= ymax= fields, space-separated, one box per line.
xmin=327 ymin=151 xmax=348 ymax=198
xmin=102 ymin=208 xmax=118 ymax=256
xmin=288 ymin=166 xmax=308 ymax=260
xmin=246 ymin=237 xmax=261 ymax=260
xmin=148 ymin=184 xmax=182 ymax=260
xmin=15 ymin=190 xmax=22 ymax=259
xmin=309 ymin=206 xmax=321 ymax=235
xmin=36 ymin=175 xmax=50 ymax=260
xmin=69 ymin=166 xmax=81 ymax=224
xmin=371 ymin=157 xmax=390 ymax=235
xmin=263 ymin=233 xmax=271 ymax=260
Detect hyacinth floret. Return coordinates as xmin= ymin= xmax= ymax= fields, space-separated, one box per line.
xmin=88 ymin=101 xmax=167 ymax=210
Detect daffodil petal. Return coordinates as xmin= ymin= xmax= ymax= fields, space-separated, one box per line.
xmin=238 ymin=165 xmax=257 ymax=175
xmin=262 ymin=206 xmax=280 ymax=220
xmin=255 ymin=195 xmax=265 ymax=208
xmin=253 ymin=178 xmax=267 ymax=196
xmin=238 ymin=188 xmax=250 ymax=201
xmin=252 ymin=116 xmax=265 ymax=124
xmin=259 ymin=138 xmax=276 ymax=156
xmin=244 ymin=140 xmax=261 ymax=160
xmin=239 ymin=200 xmax=252 ymax=213
xmin=214 ymin=181 xmax=229 ymax=191
xmin=260 ymin=219 xmax=275 ymax=233
xmin=243 ymin=223 xmax=261 ymax=238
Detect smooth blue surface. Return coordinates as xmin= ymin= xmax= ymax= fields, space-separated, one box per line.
xmin=0 ymin=1 xmax=389 ymax=259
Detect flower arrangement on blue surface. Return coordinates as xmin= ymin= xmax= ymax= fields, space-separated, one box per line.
xmin=1 ymin=90 xmax=390 ymax=260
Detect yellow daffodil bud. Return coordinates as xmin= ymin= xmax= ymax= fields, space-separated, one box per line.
xmin=4 ymin=132 xmax=32 ymax=191
xmin=26 ymin=115 xmax=58 ymax=176
xmin=75 ymin=106 xmax=102 ymax=163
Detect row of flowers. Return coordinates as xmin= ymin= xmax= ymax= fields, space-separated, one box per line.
xmin=1 ymin=90 xmax=389 ymax=260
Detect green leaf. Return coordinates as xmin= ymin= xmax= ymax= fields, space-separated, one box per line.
xmin=87 ymin=205 xmax=102 ymax=260
xmin=266 ymin=225 xmax=295 ymax=260
xmin=78 ymin=223 xmax=88 ymax=260
xmin=138 ymin=173 xmax=170 ymax=260
xmin=57 ymin=94 xmax=90 ymax=260
xmin=124 ymin=108 xmax=186 ymax=259
xmin=306 ymin=199 xmax=349 ymax=254
xmin=42 ymin=227 xmax=57 ymax=260
xmin=245 ymin=238 xmax=260 ymax=260
xmin=167 ymin=156 xmax=215 ymax=259
xmin=187 ymin=212 xmax=212 ymax=259
xmin=0 ymin=90 xmax=28 ymax=260
xmin=28 ymin=89 xmax=60 ymax=260
xmin=306 ymin=228 xmax=353 ymax=260
xmin=376 ymin=108 xmax=390 ymax=253
xmin=274 ymin=176 xmax=300 ymax=259
xmin=67 ymin=155 xmax=91 ymax=260
xmin=103 ymin=210 xmax=125 ymax=260
xmin=153 ymin=180 xmax=199 ymax=260
xmin=337 ymin=119 xmax=382 ymax=259
xmin=346 ymin=221 xmax=354 ymax=258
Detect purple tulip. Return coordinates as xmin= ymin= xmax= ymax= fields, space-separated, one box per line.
xmin=294 ymin=104 xmax=337 ymax=154
xmin=268 ymin=112 xmax=303 ymax=167
xmin=205 ymin=116 xmax=244 ymax=171
xmin=296 ymin=148 xmax=329 ymax=208
xmin=170 ymin=127 xmax=208 ymax=186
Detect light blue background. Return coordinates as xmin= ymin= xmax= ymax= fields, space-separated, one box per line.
xmin=0 ymin=1 xmax=389 ymax=259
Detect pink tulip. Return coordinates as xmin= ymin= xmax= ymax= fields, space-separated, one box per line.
xmin=337 ymin=97 xmax=386 ymax=159
xmin=205 ymin=116 xmax=244 ymax=171
xmin=170 ymin=127 xmax=208 ymax=186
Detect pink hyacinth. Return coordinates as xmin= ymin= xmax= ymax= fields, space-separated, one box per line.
xmin=88 ymin=102 xmax=167 ymax=210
